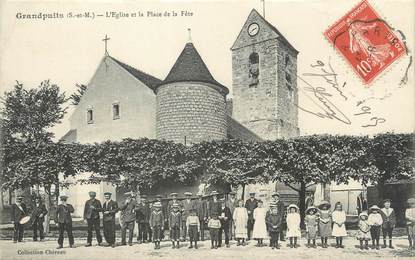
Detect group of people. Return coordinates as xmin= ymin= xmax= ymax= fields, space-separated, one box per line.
xmin=10 ymin=191 xmax=415 ymax=251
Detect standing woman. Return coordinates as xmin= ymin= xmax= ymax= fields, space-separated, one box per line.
xmin=252 ymin=200 xmax=267 ymax=247
xmin=318 ymin=201 xmax=332 ymax=248
xmin=332 ymin=202 xmax=347 ymax=248
xmin=233 ymin=199 xmax=248 ymax=246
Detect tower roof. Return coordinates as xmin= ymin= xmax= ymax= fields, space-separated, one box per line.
xmin=160 ymin=43 xmax=229 ymax=94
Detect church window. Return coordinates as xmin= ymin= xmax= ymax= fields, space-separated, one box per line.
xmin=248 ymin=52 xmax=259 ymax=87
xmin=112 ymin=103 xmax=120 ymax=120
xmin=87 ymin=108 xmax=94 ymax=124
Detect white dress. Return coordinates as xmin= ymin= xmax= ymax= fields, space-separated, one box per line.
xmin=332 ymin=210 xmax=347 ymax=237
xmin=233 ymin=207 xmax=248 ymax=239
xmin=252 ymin=207 xmax=268 ymax=239
xmin=286 ymin=213 xmax=301 ymax=238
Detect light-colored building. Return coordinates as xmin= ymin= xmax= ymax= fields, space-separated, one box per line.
xmin=61 ymin=9 xmax=301 ymax=216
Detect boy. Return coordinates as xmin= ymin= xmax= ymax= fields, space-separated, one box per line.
xmin=380 ymin=199 xmax=396 ymax=249
xmin=265 ymin=202 xmax=283 ymax=249
xmin=208 ymin=213 xmax=221 ymax=249
xmin=150 ymin=202 xmax=164 ymax=250
xmin=218 ymin=199 xmax=232 ymax=247
xmin=169 ymin=203 xmax=182 ymax=249
xmin=186 ymin=209 xmax=200 ymax=249
xmin=406 ymin=198 xmax=415 ymax=249
xmin=368 ymin=205 xmax=383 ymax=250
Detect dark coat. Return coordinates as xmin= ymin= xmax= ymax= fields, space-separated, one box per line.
xmin=218 ymin=206 xmax=232 ymax=228
xmin=135 ymin=202 xmax=151 ymax=223
xmin=208 ymin=199 xmax=221 ymax=218
xmin=54 ymin=204 xmax=74 ymax=224
xmin=150 ymin=210 xmax=164 ymax=228
xmin=83 ymin=199 xmax=102 ymax=220
xmin=31 ymin=203 xmax=48 ymax=221
xmin=169 ymin=211 xmax=182 ymax=228
xmin=11 ymin=203 xmax=27 ymax=223
xmin=226 ymin=198 xmax=238 ymax=216
xmin=182 ymin=199 xmax=196 ymax=220
xmin=102 ymin=200 xmax=118 ymax=222
xmin=265 ymin=210 xmax=283 ymax=232
xmin=195 ymin=199 xmax=207 ymax=221
xmin=380 ymin=208 xmax=397 ymax=228
xmin=120 ymin=199 xmax=137 ymax=223
xmin=245 ymin=199 xmax=258 ymax=220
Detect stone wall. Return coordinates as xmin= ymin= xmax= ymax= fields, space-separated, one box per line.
xmin=156 ymin=82 xmax=227 ymax=144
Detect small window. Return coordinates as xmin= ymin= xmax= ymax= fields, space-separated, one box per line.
xmin=112 ymin=103 xmax=120 ymax=120
xmin=87 ymin=109 xmax=94 ymax=124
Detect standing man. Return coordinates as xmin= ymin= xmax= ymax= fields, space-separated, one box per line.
xmin=181 ymin=192 xmax=195 ymax=241
xmin=208 ymin=191 xmax=221 ymax=218
xmin=226 ymin=191 xmax=238 ymax=240
xmin=11 ymin=195 xmax=27 ymax=243
xmin=167 ymin=193 xmax=182 ymax=216
xmin=102 ymin=192 xmax=118 ymax=247
xmin=31 ymin=196 xmax=48 ymax=242
xmin=195 ymin=192 xmax=208 ymax=241
xmin=83 ymin=191 xmax=103 ymax=247
xmin=245 ymin=192 xmax=258 ymax=240
xmin=120 ymin=192 xmax=137 ymax=246
xmin=136 ymin=194 xmax=151 ymax=243
xmin=55 ymin=195 xmax=75 ymax=249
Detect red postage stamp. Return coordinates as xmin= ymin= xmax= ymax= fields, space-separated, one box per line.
xmin=325 ymin=0 xmax=405 ymax=84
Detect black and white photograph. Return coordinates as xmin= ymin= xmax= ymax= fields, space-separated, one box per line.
xmin=0 ymin=0 xmax=414 ymax=259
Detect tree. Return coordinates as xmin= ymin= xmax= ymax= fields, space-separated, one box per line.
xmin=1 ymin=80 xmax=69 ymax=233
xmin=69 ymin=84 xmax=87 ymax=106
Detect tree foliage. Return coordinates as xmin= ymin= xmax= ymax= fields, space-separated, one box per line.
xmin=69 ymin=84 xmax=87 ymax=106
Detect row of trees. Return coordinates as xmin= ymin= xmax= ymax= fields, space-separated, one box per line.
xmin=1 ymin=81 xmax=414 ymax=228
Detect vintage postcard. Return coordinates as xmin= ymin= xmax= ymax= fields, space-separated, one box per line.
xmin=0 ymin=0 xmax=414 ymax=260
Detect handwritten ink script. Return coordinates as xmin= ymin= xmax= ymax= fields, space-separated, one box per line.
xmin=296 ymin=59 xmax=386 ymax=128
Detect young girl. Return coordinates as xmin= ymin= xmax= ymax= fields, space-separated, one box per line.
xmin=233 ymin=199 xmax=248 ymax=246
xmin=368 ymin=205 xmax=383 ymax=250
xmin=286 ymin=204 xmax=301 ymax=248
xmin=305 ymin=206 xmax=318 ymax=248
xmin=356 ymin=211 xmax=370 ymax=250
xmin=406 ymin=198 xmax=415 ymax=249
xmin=252 ymin=200 xmax=267 ymax=247
xmin=318 ymin=201 xmax=332 ymax=248
xmin=332 ymin=202 xmax=347 ymax=248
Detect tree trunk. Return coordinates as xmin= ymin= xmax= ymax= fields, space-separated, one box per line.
xmin=44 ymin=185 xmax=51 ymax=234
xmin=299 ymin=182 xmax=307 ymax=229
xmin=242 ymin=184 xmax=246 ymax=201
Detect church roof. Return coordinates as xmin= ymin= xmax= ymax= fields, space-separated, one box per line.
xmin=110 ymin=56 xmax=162 ymax=90
xmin=227 ymin=116 xmax=262 ymax=141
xmin=160 ymin=43 xmax=229 ymax=94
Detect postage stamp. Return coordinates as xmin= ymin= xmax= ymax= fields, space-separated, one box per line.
xmin=324 ymin=0 xmax=406 ymax=85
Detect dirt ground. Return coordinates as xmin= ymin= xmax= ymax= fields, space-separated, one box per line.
xmin=1 ymin=236 xmax=414 ymax=260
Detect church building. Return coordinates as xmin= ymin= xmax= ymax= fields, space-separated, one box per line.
xmin=61 ymin=9 xmax=302 ymax=216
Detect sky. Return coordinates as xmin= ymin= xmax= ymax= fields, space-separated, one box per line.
xmin=0 ymin=0 xmax=414 ymax=140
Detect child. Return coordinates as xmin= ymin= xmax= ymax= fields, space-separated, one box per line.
xmin=233 ymin=199 xmax=248 ymax=246
xmin=252 ymin=200 xmax=267 ymax=247
xmin=380 ymin=199 xmax=396 ymax=248
xmin=318 ymin=201 xmax=331 ymax=248
xmin=150 ymin=202 xmax=164 ymax=250
xmin=186 ymin=209 xmax=200 ymax=249
xmin=208 ymin=213 xmax=221 ymax=249
xmin=305 ymin=206 xmax=318 ymax=248
xmin=168 ymin=203 xmax=181 ymax=249
xmin=265 ymin=202 xmax=283 ymax=249
xmin=368 ymin=205 xmax=383 ymax=250
xmin=332 ymin=202 xmax=347 ymax=248
xmin=356 ymin=211 xmax=370 ymax=250
xmin=405 ymin=198 xmax=415 ymax=249
xmin=286 ymin=204 xmax=301 ymax=248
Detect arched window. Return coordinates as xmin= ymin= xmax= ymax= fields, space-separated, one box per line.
xmin=248 ymin=52 xmax=259 ymax=87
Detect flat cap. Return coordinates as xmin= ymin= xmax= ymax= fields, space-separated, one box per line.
xmin=88 ymin=191 xmax=97 ymax=196
xmin=104 ymin=192 xmax=112 ymax=196
xmin=184 ymin=192 xmax=192 ymax=196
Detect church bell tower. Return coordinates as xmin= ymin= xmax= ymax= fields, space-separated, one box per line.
xmin=231 ymin=9 xmax=299 ymax=139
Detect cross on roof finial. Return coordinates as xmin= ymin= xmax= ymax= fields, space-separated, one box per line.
xmin=102 ymin=34 xmax=110 ymax=56
xmin=187 ymin=28 xmax=192 ymax=43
